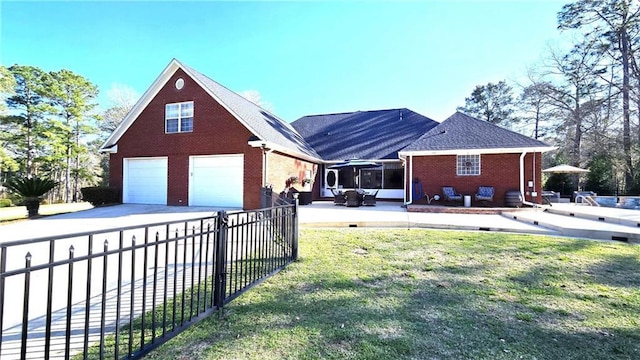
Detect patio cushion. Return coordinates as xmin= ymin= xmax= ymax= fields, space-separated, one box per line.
xmin=442 ymin=187 xmax=462 ymax=201
xmin=476 ymin=186 xmax=494 ymax=201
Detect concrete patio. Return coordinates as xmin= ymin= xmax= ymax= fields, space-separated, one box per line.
xmin=2 ymin=201 xmax=640 ymax=244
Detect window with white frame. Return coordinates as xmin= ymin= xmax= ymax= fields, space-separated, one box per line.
xmin=165 ymin=101 xmax=193 ymax=133
xmin=457 ymin=154 xmax=480 ymax=176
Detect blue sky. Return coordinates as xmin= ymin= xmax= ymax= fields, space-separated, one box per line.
xmin=1 ymin=1 xmax=566 ymax=122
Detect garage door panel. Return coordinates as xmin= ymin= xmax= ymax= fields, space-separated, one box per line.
xmin=190 ymin=155 xmax=243 ymax=207
xmin=124 ymin=158 xmax=167 ymax=205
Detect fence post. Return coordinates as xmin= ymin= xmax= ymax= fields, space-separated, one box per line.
xmin=214 ymin=211 xmax=228 ymax=312
xmin=0 ymin=246 xmax=6 ymax=356
xmin=293 ymin=199 xmax=299 ymax=261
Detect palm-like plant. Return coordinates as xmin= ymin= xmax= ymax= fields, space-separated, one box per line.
xmin=5 ymin=177 xmax=58 ymax=217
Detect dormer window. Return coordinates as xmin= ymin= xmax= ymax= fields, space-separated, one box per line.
xmin=165 ymin=101 xmax=193 ymax=133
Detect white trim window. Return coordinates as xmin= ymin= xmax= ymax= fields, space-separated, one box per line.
xmin=457 ymin=154 xmax=480 ymax=176
xmin=165 ymin=101 xmax=194 ymax=133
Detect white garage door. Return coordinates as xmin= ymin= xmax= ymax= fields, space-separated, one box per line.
xmin=123 ymin=157 xmax=168 ymax=205
xmin=189 ymin=155 xmax=243 ymax=207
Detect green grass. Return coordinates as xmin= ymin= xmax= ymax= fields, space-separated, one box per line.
xmin=144 ymin=229 xmax=640 ymax=359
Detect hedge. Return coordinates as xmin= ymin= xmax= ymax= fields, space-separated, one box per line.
xmin=80 ymin=186 xmax=120 ymax=206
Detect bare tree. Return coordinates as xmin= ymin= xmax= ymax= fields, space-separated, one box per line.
xmin=558 ymin=0 xmax=640 ymax=192
xmin=539 ymin=40 xmax=608 ymax=170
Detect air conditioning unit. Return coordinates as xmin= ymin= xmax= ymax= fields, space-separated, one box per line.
xmin=325 ymin=169 xmax=338 ymax=188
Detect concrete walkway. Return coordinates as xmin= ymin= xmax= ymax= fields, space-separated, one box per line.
xmin=298 ymin=201 xmax=556 ymax=235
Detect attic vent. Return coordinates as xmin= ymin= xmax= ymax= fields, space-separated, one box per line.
xmin=399 ymin=110 xmax=403 ymax=121
xmin=175 ymin=78 xmax=185 ymax=90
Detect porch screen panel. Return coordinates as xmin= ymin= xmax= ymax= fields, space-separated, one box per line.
xmin=361 ymin=168 xmax=382 ymax=189
xmin=383 ymin=163 xmax=403 ymax=189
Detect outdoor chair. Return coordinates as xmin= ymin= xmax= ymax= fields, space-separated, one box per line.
xmin=331 ymin=188 xmax=346 ymax=206
xmin=541 ymin=190 xmax=559 ymax=205
xmin=441 ymin=186 xmax=463 ymax=203
xmin=345 ymin=190 xmax=362 ymax=207
xmin=475 ymin=186 xmax=494 ymax=204
xmin=362 ymin=190 xmax=379 ymax=206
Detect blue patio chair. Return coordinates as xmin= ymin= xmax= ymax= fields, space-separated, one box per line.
xmin=442 ymin=186 xmax=463 ymax=203
xmin=475 ymin=186 xmax=494 ymax=204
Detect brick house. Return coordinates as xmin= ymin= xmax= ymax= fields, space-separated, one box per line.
xmin=101 ymin=59 xmax=553 ymax=209
xmin=399 ymin=112 xmax=553 ymax=206
xmin=100 ymin=59 xmax=321 ymax=209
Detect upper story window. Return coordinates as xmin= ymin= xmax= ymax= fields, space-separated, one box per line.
xmin=165 ymin=101 xmax=193 ymax=133
xmin=457 ymin=154 xmax=480 ymax=176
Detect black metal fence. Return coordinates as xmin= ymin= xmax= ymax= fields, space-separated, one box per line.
xmin=0 ymin=204 xmax=298 ymax=360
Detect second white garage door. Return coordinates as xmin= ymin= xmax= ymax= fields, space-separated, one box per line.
xmin=189 ymin=155 xmax=244 ymax=207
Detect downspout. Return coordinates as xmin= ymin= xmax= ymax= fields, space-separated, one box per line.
xmin=404 ymin=155 xmax=413 ymax=205
xmin=519 ymin=151 xmax=538 ymax=207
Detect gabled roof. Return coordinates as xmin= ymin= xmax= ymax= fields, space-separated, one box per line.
xmin=100 ymin=59 xmax=321 ymax=162
xmin=399 ymin=111 xmax=554 ymax=156
xmin=291 ymin=108 xmax=439 ymax=161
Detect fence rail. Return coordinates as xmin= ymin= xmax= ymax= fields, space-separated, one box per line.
xmin=0 ymin=203 xmax=298 ymax=359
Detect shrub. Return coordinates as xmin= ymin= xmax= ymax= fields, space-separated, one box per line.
xmin=5 ymin=177 xmax=58 ymax=199
xmin=80 ymin=186 xmax=120 ymax=206
xmin=0 ymin=198 xmax=13 ymax=207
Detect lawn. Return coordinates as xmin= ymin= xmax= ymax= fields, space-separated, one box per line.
xmin=145 ymin=229 xmax=640 ymax=360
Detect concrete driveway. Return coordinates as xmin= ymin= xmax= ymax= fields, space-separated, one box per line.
xmin=0 ymin=204 xmax=234 ymax=244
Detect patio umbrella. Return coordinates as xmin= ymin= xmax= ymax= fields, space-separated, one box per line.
xmin=542 ymin=164 xmax=589 ymax=195
xmin=328 ymin=159 xmax=380 ymax=188
xmin=542 ymin=164 xmax=590 ymax=174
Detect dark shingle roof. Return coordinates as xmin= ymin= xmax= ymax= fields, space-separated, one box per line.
xmin=181 ymin=62 xmax=321 ymax=160
xmin=291 ymin=109 xmax=439 ymax=161
xmin=402 ymin=112 xmax=551 ymax=152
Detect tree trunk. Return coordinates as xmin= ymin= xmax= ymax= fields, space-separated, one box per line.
xmin=73 ymin=126 xmax=79 ymax=202
xmin=621 ymin=31 xmax=633 ymax=194
xmin=534 ymin=106 xmax=540 ymax=139
xmin=25 ymin=198 xmax=40 ymax=218
xmin=65 ymin=140 xmax=71 ymax=203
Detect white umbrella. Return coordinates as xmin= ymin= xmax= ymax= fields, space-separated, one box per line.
xmin=542 ymin=164 xmax=589 ymax=196
xmin=542 ymin=164 xmax=589 ymax=173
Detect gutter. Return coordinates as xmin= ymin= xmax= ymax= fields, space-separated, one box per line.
xmin=99 ymin=144 xmax=118 ymax=154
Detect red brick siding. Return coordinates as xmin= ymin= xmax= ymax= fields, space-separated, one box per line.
xmin=266 ymin=152 xmax=318 ymax=196
xmin=408 ymin=152 xmax=543 ymax=206
xmin=109 ymin=68 xmax=264 ymax=209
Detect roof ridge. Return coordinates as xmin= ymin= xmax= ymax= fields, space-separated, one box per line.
xmin=453 ymin=111 xmax=542 ymax=139
xmin=300 ymin=108 xmax=409 ymax=118
xmin=179 ymin=61 xmax=291 ymax=125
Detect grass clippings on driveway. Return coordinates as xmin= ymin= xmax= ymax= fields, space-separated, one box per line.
xmin=145 ymin=229 xmax=640 ymax=360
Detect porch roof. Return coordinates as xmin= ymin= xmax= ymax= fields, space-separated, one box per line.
xmin=400 ymin=112 xmax=554 ymax=156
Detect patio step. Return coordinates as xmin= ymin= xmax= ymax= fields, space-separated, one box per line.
xmin=501 ymin=209 xmax=640 ymax=243
xmin=544 ymin=206 xmax=640 ymax=228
